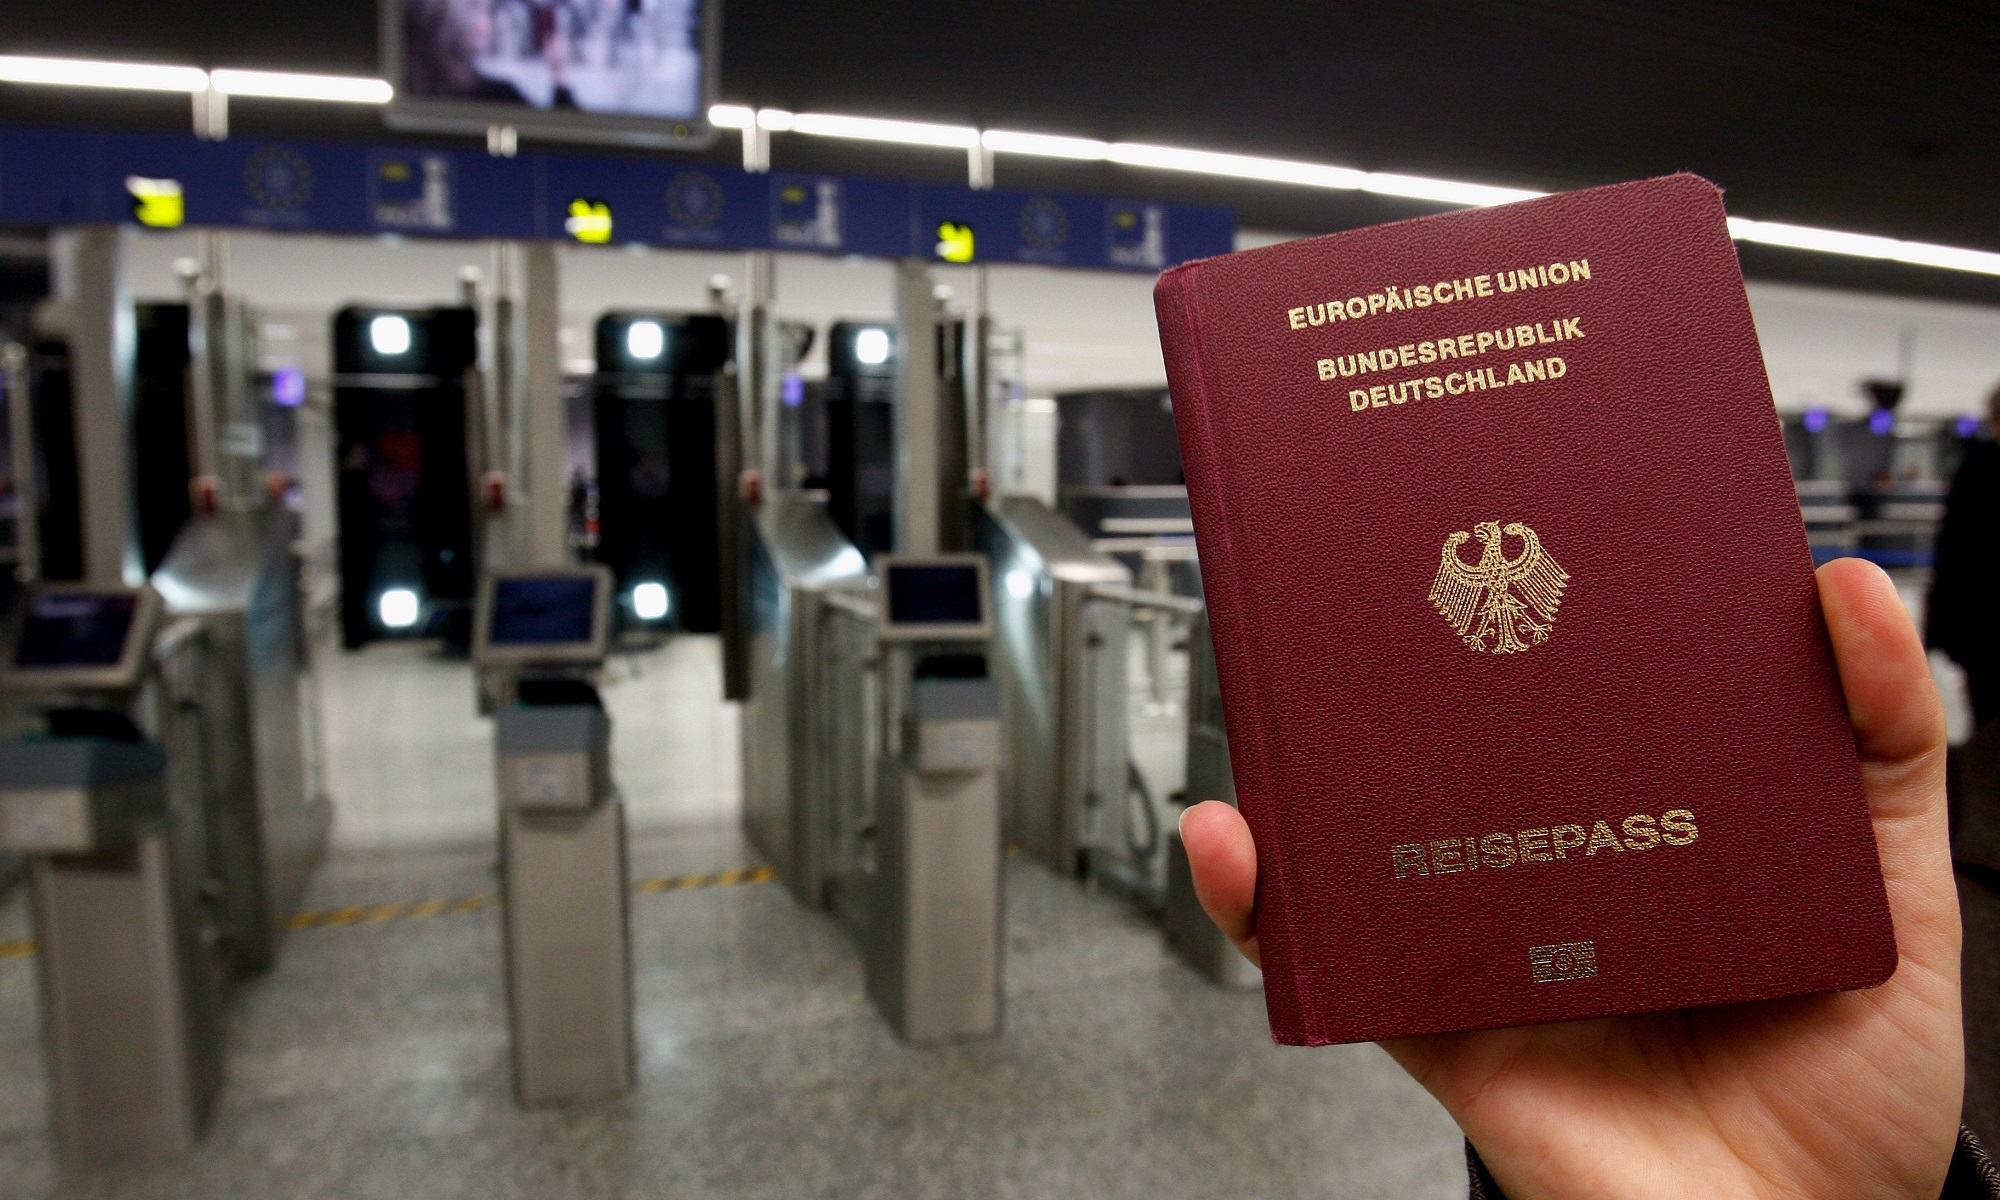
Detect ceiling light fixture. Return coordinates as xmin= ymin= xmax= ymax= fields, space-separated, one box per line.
xmin=723 ymin=105 xmax=2000 ymax=278
xmin=784 ymin=111 xmax=979 ymax=148
xmin=0 ymin=54 xmax=208 ymax=93
xmin=209 ymin=69 xmax=392 ymax=103
xmin=1727 ymin=216 xmax=2000 ymax=276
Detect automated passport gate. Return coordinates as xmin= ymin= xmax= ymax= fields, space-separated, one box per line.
xmin=472 ymin=566 xmax=634 ymax=1105
xmin=863 ymin=556 xmax=1003 ymax=1045
xmin=0 ymin=586 xmax=223 ymax=1168
xmin=1162 ymin=611 xmax=1262 ymax=991
xmin=739 ymin=492 xmax=872 ymax=912
xmin=152 ymin=510 xmax=328 ymax=975
xmin=977 ymin=497 xmax=1131 ymax=882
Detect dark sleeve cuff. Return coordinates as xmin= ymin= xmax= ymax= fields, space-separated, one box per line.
xmin=1467 ymin=1126 xmax=2000 ymax=1200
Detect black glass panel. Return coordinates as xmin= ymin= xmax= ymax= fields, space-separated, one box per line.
xmin=489 ymin=577 xmax=598 ymax=646
xmin=886 ymin=565 xmax=983 ymax=626
xmin=16 ymin=593 xmax=139 ymax=667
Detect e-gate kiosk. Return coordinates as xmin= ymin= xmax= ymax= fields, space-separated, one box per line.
xmin=0 ymin=585 xmax=223 ymax=1168
xmin=863 ymin=555 xmax=1004 ymax=1045
xmin=471 ymin=565 xmax=634 ymax=1105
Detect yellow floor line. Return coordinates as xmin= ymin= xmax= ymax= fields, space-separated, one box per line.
xmin=2 ymin=865 xmax=774 ymax=959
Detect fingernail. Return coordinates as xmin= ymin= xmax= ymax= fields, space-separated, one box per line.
xmin=1177 ymin=804 xmax=1193 ymax=842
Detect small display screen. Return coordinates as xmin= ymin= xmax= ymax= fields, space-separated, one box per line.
xmin=886 ymin=565 xmax=985 ymax=627
xmin=398 ymin=0 xmax=706 ymax=121
xmin=15 ymin=593 xmax=139 ymax=668
xmin=489 ymin=577 xmax=599 ymax=645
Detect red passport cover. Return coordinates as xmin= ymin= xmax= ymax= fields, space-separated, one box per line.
xmin=1155 ymin=174 xmax=1896 ymax=1046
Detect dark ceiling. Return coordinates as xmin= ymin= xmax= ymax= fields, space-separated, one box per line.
xmin=4 ymin=0 xmax=1999 ymax=301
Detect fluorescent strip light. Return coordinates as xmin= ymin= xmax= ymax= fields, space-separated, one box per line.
xmin=210 ymin=69 xmax=391 ymax=103
xmin=786 ymin=112 xmax=978 ymax=149
xmin=1727 ymin=217 xmax=2000 ymax=277
xmin=0 ymin=54 xmax=207 ymax=93
xmin=981 ymin=129 xmax=1111 ymax=159
xmin=709 ymin=103 xmax=754 ymax=129
xmin=1107 ymin=142 xmax=1369 ymax=190
xmin=1361 ymin=172 xmax=1542 ymax=207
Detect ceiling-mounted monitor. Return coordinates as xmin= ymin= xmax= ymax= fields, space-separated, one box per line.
xmin=382 ymin=0 xmax=717 ymax=148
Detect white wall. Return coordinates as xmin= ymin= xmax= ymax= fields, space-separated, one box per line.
xmin=116 ymin=225 xmax=2000 ymax=418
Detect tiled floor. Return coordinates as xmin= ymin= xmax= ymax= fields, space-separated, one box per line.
xmin=314 ymin=634 xmax=742 ymax=851
xmin=0 ymin=837 xmax=1465 ymax=1200
xmin=0 ymin=634 xmax=1466 ymax=1199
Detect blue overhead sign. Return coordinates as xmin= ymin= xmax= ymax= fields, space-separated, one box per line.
xmin=0 ymin=126 xmax=1235 ymax=272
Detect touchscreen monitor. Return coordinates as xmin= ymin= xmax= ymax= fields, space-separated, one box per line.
xmin=490 ymin=576 xmax=600 ymax=646
xmin=879 ymin=557 xmax=990 ymax=640
xmin=15 ymin=593 xmax=140 ymax=668
xmin=886 ymin=564 xmax=983 ymax=626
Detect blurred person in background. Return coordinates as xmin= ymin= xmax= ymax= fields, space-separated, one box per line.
xmin=1929 ymin=381 xmax=2000 ymax=731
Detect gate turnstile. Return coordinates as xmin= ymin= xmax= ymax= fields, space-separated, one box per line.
xmin=473 ymin=565 xmax=634 ymax=1105
xmin=739 ymin=492 xmax=871 ymax=911
xmin=0 ymin=584 xmax=224 ymax=1168
xmin=978 ymin=497 xmax=1130 ymax=880
xmin=152 ymin=510 xmax=328 ymax=974
xmin=863 ymin=555 xmax=1003 ymax=1045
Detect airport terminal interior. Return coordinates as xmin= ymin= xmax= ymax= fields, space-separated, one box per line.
xmin=0 ymin=4 xmax=1998 ymax=1197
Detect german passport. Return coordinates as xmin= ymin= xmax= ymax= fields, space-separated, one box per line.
xmin=1155 ymin=174 xmax=1896 ymax=1045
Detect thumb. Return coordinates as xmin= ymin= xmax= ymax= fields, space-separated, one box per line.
xmin=1815 ymin=557 xmax=1956 ymax=974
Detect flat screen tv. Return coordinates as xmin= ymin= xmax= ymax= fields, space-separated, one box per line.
xmin=383 ymin=0 xmax=717 ymax=147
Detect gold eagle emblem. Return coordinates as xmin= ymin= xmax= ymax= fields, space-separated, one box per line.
xmin=1428 ymin=521 xmax=1570 ymax=654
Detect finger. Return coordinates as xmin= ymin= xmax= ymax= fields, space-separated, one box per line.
xmin=1179 ymin=800 xmax=1260 ymax=965
xmin=1815 ymin=557 xmax=1957 ymax=976
xmin=1816 ymin=558 xmax=1948 ymax=775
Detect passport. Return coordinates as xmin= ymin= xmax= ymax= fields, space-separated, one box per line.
xmin=1154 ymin=174 xmax=1897 ymax=1045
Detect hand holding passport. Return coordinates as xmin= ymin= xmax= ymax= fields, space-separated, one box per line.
xmin=1159 ymin=178 xmax=1964 ymax=1195
xmin=1182 ymin=558 xmax=1962 ymax=1198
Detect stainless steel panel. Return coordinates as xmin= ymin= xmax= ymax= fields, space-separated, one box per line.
xmin=866 ymin=759 xmax=1002 ymax=1045
xmin=740 ymin=492 xmax=869 ymax=908
xmin=153 ymin=510 xmax=328 ymax=974
xmin=503 ymin=801 xmax=634 ymax=1105
xmin=30 ymin=822 xmax=223 ymax=1168
xmin=978 ymin=498 xmax=1129 ymax=877
xmin=811 ymin=596 xmax=878 ymax=924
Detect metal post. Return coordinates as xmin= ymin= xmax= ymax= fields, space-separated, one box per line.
xmin=51 ymin=228 xmax=137 ymax=585
xmin=2 ymin=342 xmax=38 ymax=581
xmin=894 ymin=261 xmax=941 ymax=556
xmin=966 ymin=266 xmax=992 ymax=500
xmin=178 ymin=258 xmax=220 ymax=505
xmin=183 ymin=233 xmax=259 ymax=512
xmin=738 ymin=252 xmax=775 ymax=494
xmin=517 ymin=243 xmax=565 ymax=568
xmin=487 ymin=243 xmax=522 ymax=569
xmin=742 ymin=120 xmax=771 ymax=175
xmin=967 ymin=136 xmax=995 ymax=191
xmin=192 ymin=86 xmax=227 ymax=141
